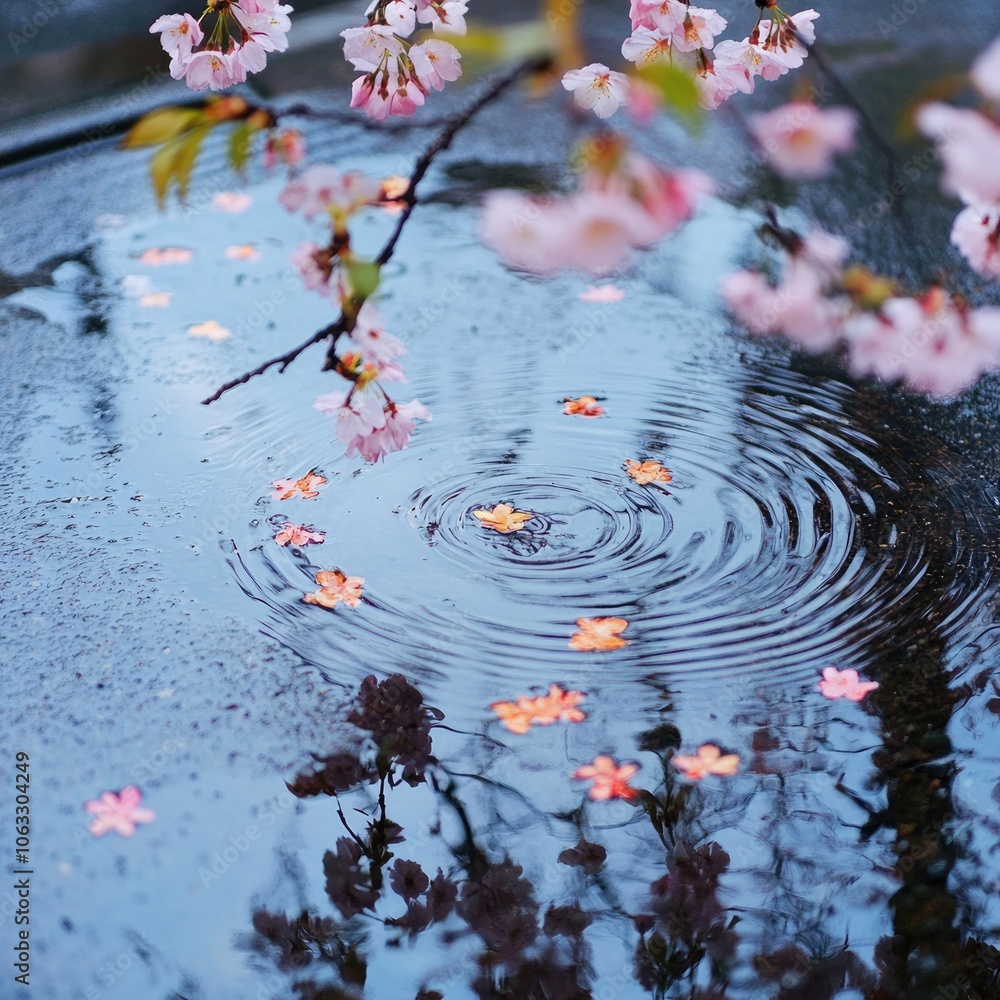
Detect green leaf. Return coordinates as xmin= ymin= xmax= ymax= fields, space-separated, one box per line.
xmin=345 ymin=258 xmax=381 ymax=300
xmin=121 ymin=106 xmax=202 ymax=149
xmin=638 ymin=60 xmax=702 ymax=129
xmin=148 ymin=124 xmax=212 ymax=207
xmin=228 ymin=120 xmax=256 ymax=174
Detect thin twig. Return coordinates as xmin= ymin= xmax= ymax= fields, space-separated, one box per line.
xmin=202 ymin=56 xmax=547 ymax=406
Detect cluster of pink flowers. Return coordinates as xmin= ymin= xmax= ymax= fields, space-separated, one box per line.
xmin=723 ymin=228 xmax=1000 ymax=397
xmin=341 ymin=0 xmax=465 ymax=120
xmin=560 ymin=3 xmax=819 ymax=120
xmin=312 ymin=303 xmax=430 ymax=461
xmin=150 ymin=0 xmax=292 ymax=92
xmin=918 ymin=34 xmax=1000 ymax=280
xmin=481 ymin=139 xmax=713 ymax=276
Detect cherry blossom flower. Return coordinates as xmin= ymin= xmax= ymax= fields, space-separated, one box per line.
xmin=694 ymin=59 xmax=743 ymax=109
xmin=951 ymin=206 xmax=1000 ymax=278
xmin=303 ymin=569 xmax=365 ymax=609
xmin=479 ymin=192 xmax=568 ymax=276
xmin=722 ymin=227 xmax=850 ymax=353
xmin=569 ymin=617 xmax=630 ymax=651
xmin=669 ymin=6 xmax=727 ymax=53
xmin=225 ymin=243 xmax=261 ymax=261
xmin=624 ymin=459 xmax=672 ymax=485
xmin=572 ymin=756 xmax=639 ymax=801
xmin=672 ymin=744 xmax=740 ymax=780
xmin=188 ymin=320 xmax=232 ymax=341
xmin=139 ymin=292 xmax=172 ymax=307
xmin=292 ymin=242 xmax=336 ymax=294
xmin=274 ymin=523 xmax=326 ymax=546
xmin=472 ymin=504 xmax=533 ymax=532
xmin=817 ymin=667 xmax=879 ymax=702
xmin=579 ymin=284 xmax=626 ymax=302
xmin=562 ymin=64 xmax=630 ymax=120
xmin=916 ymin=103 xmax=1000 ymax=206
xmin=149 ymin=13 xmax=203 ymax=79
xmin=341 ymin=24 xmax=405 ymax=70
xmin=490 ymin=684 xmax=586 ymax=734
xmin=564 ymin=190 xmax=661 ymax=272
xmin=264 ymin=128 xmax=306 ymax=169
xmin=138 ymin=247 xmax=192 ymax=265
xmin=621 ymin=26 xmax=672 ymax=67
xmin=85 ymin=786 xmax=156 ymax=837
xmin=182 ymin=49 xmax=245 ymax=92
xmin=272 ymin=471 xmax=327 ymax=500
xmin=212 ymin=191 xmax=253 ymax=213
xmin=416 ymin=0 xmax=469 ymax=34
xmin=563 ymin=396 xmax=605 ymax=417
xmin=749 ymin=102 xmax=857 ymax=179
xmin=280 ymin=165 xmax=382 ymax=224
xmin=630 ymin=0 xmax=687 ymax=33
xmin=971 ymin=34 xmax=1000 ymax=101
xmin=349 ymin=302 xmax=407 ymax=366
xmin=409 ymin=39 xmax=463 ymax=92
xmin=314 ymin=390 xmax=430 ymax=462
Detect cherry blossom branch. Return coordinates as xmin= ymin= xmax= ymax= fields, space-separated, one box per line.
xmin=201 ymin=56 xmax=547 ymax=406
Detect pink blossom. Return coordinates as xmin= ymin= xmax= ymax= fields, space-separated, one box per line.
xmin=750 ymin=102 xmax=857 ymax=179
xmin=621 ymin=26 xmax=672 ymax=67
xmin=264 ymin=128 xmax=306 ymax=169
xmin=280 ymin=165 xmax=382 ymax=221
xmin=182 ymin=49 xmax=244 ymax=91
xmin=669 ymin=6 xmax=728 ymax=53
xmin=274 ymin=523 xmax=326 ymax=546
xmin=562 ymin=190 xmax=661 ymax=274
xmin=383 ymin=0 xmax=417 ymax=36
xmin=572 ymin=756 xmax=639 ymax=801
xmin=722 ymin=228 xmax=849 ymax=352
xmin=562 ymin=64 xmax=630 ymax=119
xmin=672 ymin=744 xmax=740 ymax=780
xmin=971 ymin=35 xmax=1000 ymax=101
xmin=630 ymin=0 xmax=686 ymax=33
xmin=409 ymin=39 xmax=462 ymax=91
xmin=626 ymin=77 xmax=662 ymax=123
xmin=212 ymin=191 xmax=253 ymax=213
xmin=951 ymin=206 xmax=1000 ymax=278
xmin=85 ymin=786 xmax=156 ymax=837
xmin=479 ymin=192 xmax=567 ymax=276
xmin=694 ymin=62 xmax=741 ymax=109
xmin=292 ymin=242 xmax=335 ymax=293
xmin=349 ymin=302 xmax=407 ymax=366
xmin=416 ymin=0 xmax=469 ymax=34
xmin=149 ymin=14 xmax=203 ymax=79
xmin=341 ymin=25 xmax=404 ymax=71
xmin=579 ymin=284 xmax=626 ymax=302
xmin=916 ymin=103 xmax=1000 ymax=206
xmin=817 ymin=667 xmax=879 ymax=702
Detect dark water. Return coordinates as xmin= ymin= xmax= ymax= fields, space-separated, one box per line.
xmin=4 ymin=7 xmax=1000 ymax=998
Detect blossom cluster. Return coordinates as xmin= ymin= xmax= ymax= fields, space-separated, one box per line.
xmin=723 ymin=228 xmax=1000 ymax=397
xmin=918 ymin=35 xmax=1000 ymax=280
xmin=560 ymin=3 xmax=820 ymax=120
xmin=341 ymin=0 xmax=465 ymax=120
xmin=481 ymin=137 xmax=713 ymax=277
xmin=150 ymin=0 xmax=292 ymax=92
